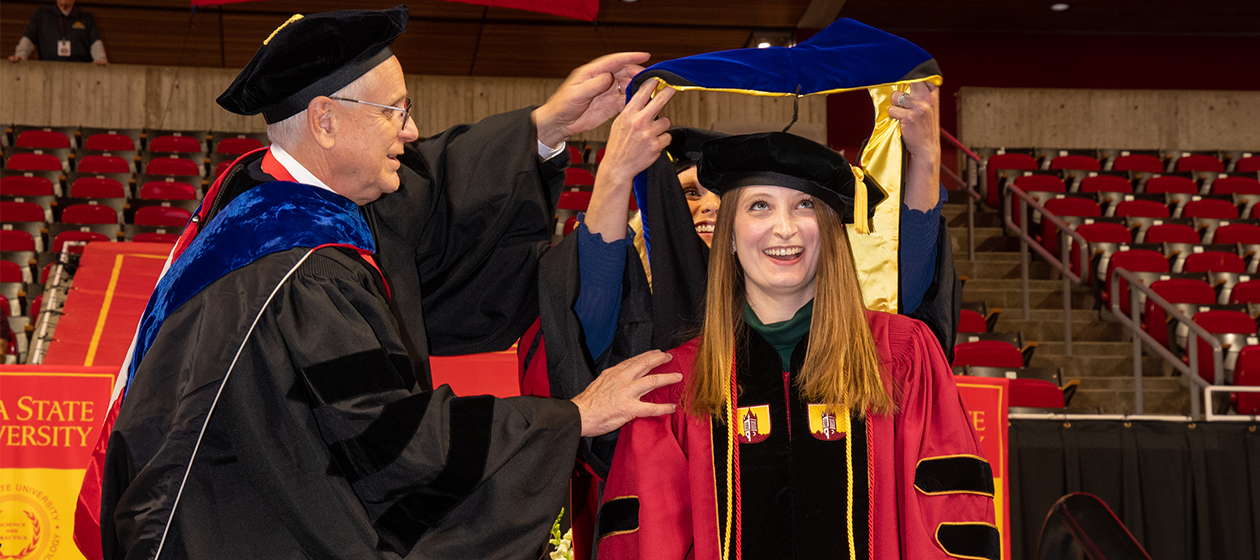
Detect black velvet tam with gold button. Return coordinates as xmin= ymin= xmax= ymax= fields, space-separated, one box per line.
xmin=217 ymin=5 xmax=409 ymax=124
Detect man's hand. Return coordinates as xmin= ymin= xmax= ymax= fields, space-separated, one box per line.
xmin=571 ymin=349 xmax=681 ymax=437
xmin=532 ymin=52 xmax=650 ymax=149
xmin=93 ymin=58 xmax=109 ymax=66
xmin=888 ymin=81 xmax=941 ymax=211
xmin=8 ymin=55 xmax=24 ymax=63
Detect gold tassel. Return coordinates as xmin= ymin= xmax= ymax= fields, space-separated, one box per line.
xmin=850 ymin=165 xmax=870 ymax=234
xmin=264 ymin=14 xmax=304 ymax=45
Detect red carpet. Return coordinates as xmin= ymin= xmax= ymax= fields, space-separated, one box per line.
xmin=42 ymin=242 xmax=172 ymax=367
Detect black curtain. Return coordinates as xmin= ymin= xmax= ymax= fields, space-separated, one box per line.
xmin=1009 ymin=419 xmax=1260 ymax=560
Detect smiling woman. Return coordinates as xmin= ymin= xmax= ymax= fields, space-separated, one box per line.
xmin=597 ymin=131 xmax=999 ymax=560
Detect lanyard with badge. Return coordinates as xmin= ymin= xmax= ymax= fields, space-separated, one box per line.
xmin=57 ymin=10 xmax=72 ymax=57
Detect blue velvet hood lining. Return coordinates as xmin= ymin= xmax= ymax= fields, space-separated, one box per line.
xmin=124 ymin=182 xmax=375 ymax=391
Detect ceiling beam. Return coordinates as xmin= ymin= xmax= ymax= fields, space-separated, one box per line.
xmin=797 ymin=0 xmax=847 ymax=29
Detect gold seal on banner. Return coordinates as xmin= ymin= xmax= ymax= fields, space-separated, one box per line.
xmin=0 ymin=489 xmax=58 ymax=560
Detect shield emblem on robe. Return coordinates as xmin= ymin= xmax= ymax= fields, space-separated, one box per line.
xmin=807 ymin=403 xmax=849 ymax=441
xmin=736 ymin=405 xmax=771 ymax=444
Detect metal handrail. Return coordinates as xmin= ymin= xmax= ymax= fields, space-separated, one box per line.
xmin=1003 ymin=184 xmax=1090 ymax=356
xmin=940 ymin=128 xmax=982 ymax=262
xmin=1109 ymin=268 xmax=1219 ymax=420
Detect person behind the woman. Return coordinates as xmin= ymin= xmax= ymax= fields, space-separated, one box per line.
xmin=596 ymin=131 xmax=997 ymax=560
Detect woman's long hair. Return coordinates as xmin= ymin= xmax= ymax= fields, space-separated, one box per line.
xmin=685 ymin=188 xmax=894 ymax=419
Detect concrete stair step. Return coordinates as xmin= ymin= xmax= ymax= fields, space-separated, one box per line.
xmin=948 ymin=226 xmax=1021 ymax=253
xmin=1030 ymin=352 xmax=1172 ymax=378
xmin=956 ymin=253 xmax=1060 ymax=281
xmin=1068 ymin=386 xmax=1190 ymax=415
xmin=1034 ymin=341 xmax=1133 ymax=357
xmin=990 ymin=318 xmax=1129 ymax=342
xmin=963 ymin=285 xmax=1098 ymax=311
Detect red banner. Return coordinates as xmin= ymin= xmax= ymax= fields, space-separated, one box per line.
xmin=436 ymin=0 xmax=598 ymax=21
xmin=1 ymin=365 xmax=116 ymax=560
xmin=956 ymin=377 xmax=1012 ymax=560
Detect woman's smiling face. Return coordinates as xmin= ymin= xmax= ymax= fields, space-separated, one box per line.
xmin=679 ymin=166 xmax=720 ymax=247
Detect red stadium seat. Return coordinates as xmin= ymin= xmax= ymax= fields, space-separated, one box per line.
xmin=131 ymin=232 xmax=180 ymax=244
xmin=1180 ymin=199 xmax=1239 ymax=220
xmin=148 ymin=135 xmax=203 ymax=153
xmin=959 ymin=309 xmax=988 ymax=334
xmin=1144 ymin=176 xmax=1198 ymax=194
xmin=1072 ymin=221 xmax=1131 ymax=279
xmin=77 ymin=155 xmax=131 ymax=174
xmin=1229 ymin=280 xmax=1260 ymax=305
xmin=0 ymin=175 xmax=56 ymax=196
xmin=1175 ymin=155 xmax=1223 ymax=173
xmin=139 ymin=181 xmax=197 ymax=200
xmin=1233 ymin=346 xmax=1260 ymax=414
xmin=69 ymin=177 xmax=127 ymax=199
xmin=0 ymin=230 xmax=36 ymax=252
xmin=1181 ymin=251 xmax=1245 ymax=274
xmin=1188 ymin=310 xmax=1257 ymax=384
xmin=1211 ymin=176 xmax=1260 ymax=195
xmin=563 ymin=168 xmax=595 ymax=187
xmin=60 ymin=203 xmax=118 ymax=224
xmin=1079 ymin=175 xmax=1132 ymax=193
xmin=566 ymin=145 xmax=585 ymax=164
xmin=1143 ymin=223 xmax=1199 ymax=244
xmin=1050 ymin=155 xmax=1100 ymax=171
xmin=145 ymin=157 xmax=201 ymax=176
xmin=15 ymin=130 xmax=72 ymax=149
xmin=215 ymin=137 xmax=265 ymax=155
xmin=0 ymin=261 xmax=23 ymax=283
xmin=1039 ymin=197 xmax=1101 ymax=260
xmin=52 ymin=230 xmax=110 ymax=253
xmin=83 ymin=133 xmax=136 ymax=151
xmin=213 ymin=160 xmax=233 ymax=178
xmin=985 ymin=153 xmax=1038 ymax=209
xmin=1210 ymin=223 xmax=1260 ymax=245
xmin=1 ymin=201 xmax=46 ymax=222
xmin=1015 ymin=174 xmax=1066 ymax=193
xmin=1142 ymin=278 xmax=1216 ymax=347
xmin=595 ymin=147 xmax=607 ymax=163
xmin=6 ymin=153 xmax=63 ymax=172
xmin=1104 ymin=249 xmax=1170 ymax=315
xmin=563 ymin=216 xmax=579 ymax=236
xmin=1113 ymin=199 xmax=1170 ymax=219
xmin=1113 ymin=154 xmax=1164 ymax=173
xmin=1009 ymin=378 xmax=1067 ymax=409
xmin=1237 ymin=157 xmax=1260 ymax=173
xmin=557 ymin=190 xmax=592 ymax=211
xmin=134 ymin=206 xmax=191 ymax=227
xmin=953 ymin=340 xmax=1025 ymax=368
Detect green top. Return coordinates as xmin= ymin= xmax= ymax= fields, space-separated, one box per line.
xmin=743 ymin=299 xmax=814 ymax=371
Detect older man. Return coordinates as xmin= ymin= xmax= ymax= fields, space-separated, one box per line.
xmin=91 ymin=6 xmax=678 ymax=560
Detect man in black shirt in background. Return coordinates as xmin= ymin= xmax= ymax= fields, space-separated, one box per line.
xmin=8 ymin=0 xmax=108 ymax=64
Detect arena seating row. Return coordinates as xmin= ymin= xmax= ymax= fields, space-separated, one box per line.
xmin=981 ymin=147 xmax=1259 ymax=210
xmin=3 ymin=125 xmax=267 ymax=155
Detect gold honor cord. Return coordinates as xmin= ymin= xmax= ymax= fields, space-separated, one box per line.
xmin=842 ymin=409 xmax=856 ymax=560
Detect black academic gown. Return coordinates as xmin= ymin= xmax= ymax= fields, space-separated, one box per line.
xmin=102 ymin=109 xmax=577 ymax=559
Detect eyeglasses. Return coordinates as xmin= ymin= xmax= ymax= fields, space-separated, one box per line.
xmin=329 ymin=96 xmax=412 ymax=132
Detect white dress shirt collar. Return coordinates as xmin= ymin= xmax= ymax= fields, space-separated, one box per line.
xmin=269 ymin=143 xmax=336 ymax=195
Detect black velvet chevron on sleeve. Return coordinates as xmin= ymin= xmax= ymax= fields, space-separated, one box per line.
xmin=595 ymin=496 xmax=641 ymax=544
xmin=299 ymin=348 xmax=415 ymax=405
xmin=936 ymin=523 xmax=1001 ymax=560
xmin=915 ymin=455 xmax=995 ymax=496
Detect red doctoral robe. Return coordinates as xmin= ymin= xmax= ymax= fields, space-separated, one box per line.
xmin=597 ymin=311 xmax=998 ymax=560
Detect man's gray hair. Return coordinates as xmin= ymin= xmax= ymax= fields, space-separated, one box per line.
xmin=266 ymin=77 xmax=371 ymax=151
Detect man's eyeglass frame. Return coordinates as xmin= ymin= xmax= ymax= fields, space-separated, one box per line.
xmin=329 ymin=96 xmax=412 ymax=131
